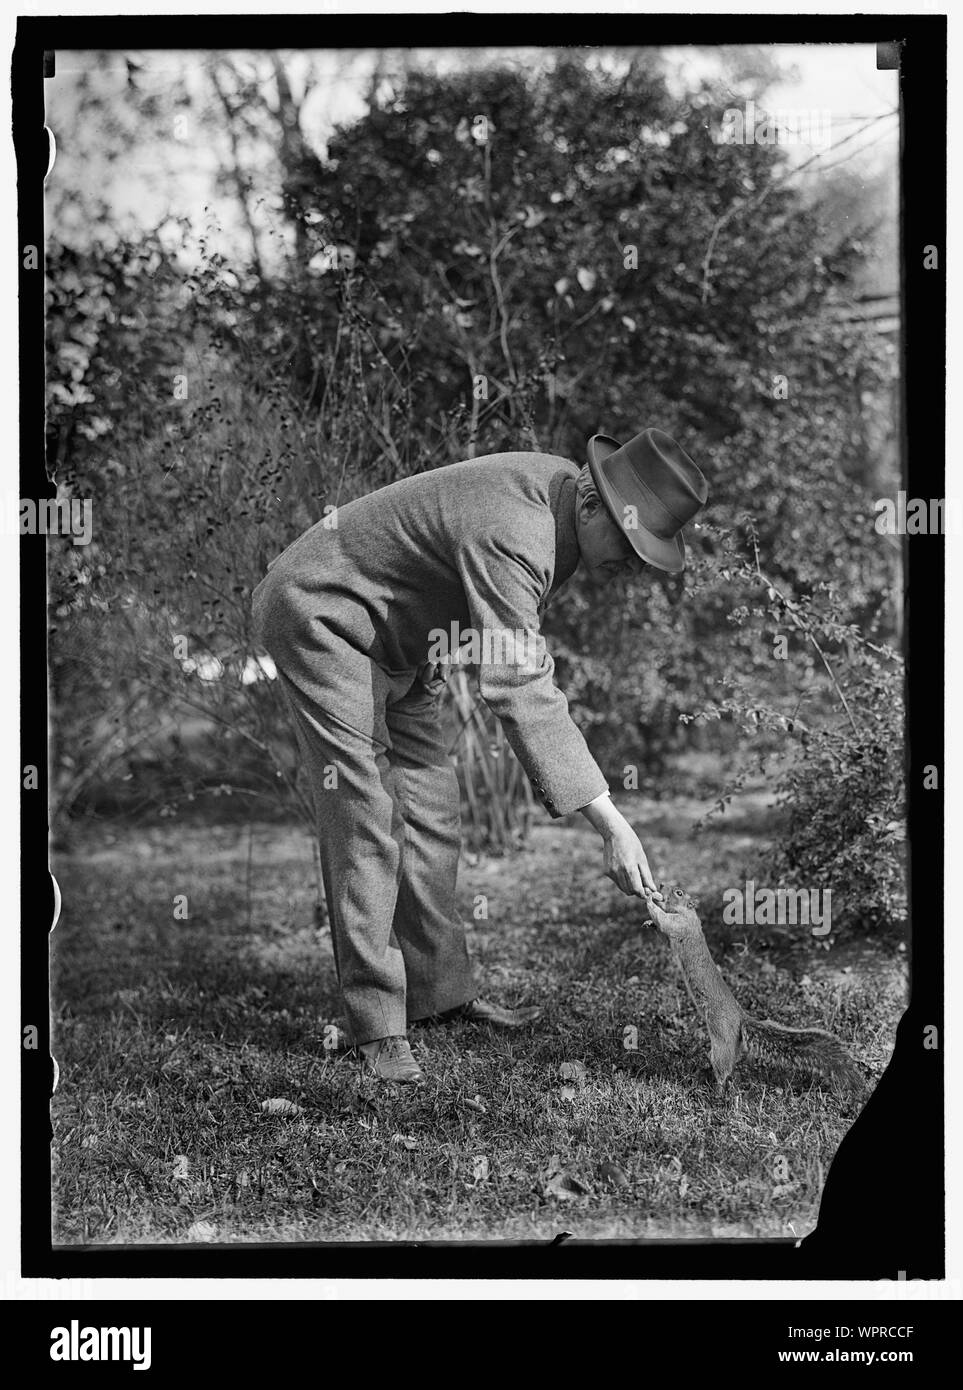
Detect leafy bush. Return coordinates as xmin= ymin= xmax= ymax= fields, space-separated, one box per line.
xmin=771 ymin=665 xmax=906 ymax=934
xmin=682 ymin=519 xmax=906 ymax=934
xmin=45 ymin=51 xmax=904 ymax=932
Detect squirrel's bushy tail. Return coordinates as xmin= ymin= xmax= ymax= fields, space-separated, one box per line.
xmin=745 ymin=1016 xmax=862 ymax=1094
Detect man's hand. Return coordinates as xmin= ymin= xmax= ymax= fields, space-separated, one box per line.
xmin=579 ymin=792 xmax=662 ymax=899
xmin=601 ymin=822 xmax=659 ymax=898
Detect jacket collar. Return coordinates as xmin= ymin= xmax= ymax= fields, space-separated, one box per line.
xmin=544 ymin=468 xmax=581 ymax=608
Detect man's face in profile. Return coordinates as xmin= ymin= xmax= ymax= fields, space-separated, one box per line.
xmin=575 ymin=492 xmax=648 ymax=586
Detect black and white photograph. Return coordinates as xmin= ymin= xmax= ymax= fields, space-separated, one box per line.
xmin=14 ymin=10 xmax=947 ymax=1299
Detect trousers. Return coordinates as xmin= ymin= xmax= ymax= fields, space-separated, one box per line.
xmin=272 ymin=657 xmax=478 ymax=1045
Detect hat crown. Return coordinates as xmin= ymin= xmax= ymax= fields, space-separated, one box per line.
xmin=614 ymin=428 xmax=707 ymax=530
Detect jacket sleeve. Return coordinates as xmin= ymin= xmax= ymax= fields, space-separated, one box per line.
xmin=454 ymin=530 xmax=609 ymax=818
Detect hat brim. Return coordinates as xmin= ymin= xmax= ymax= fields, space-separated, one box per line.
xmin=586 ymin=434 xmax=687 ymax=574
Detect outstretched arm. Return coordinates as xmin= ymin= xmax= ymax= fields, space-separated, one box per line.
xmin=456 ymin=534 xmax=609 ymax=819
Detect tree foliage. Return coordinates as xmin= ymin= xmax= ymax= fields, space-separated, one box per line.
xmin=46 ymin=50 xmax=904 ymax=929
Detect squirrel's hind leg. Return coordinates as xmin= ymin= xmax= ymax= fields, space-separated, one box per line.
xmin=704 ymin=1066 xmax=734 ymax=1103
xmin=708 ymin=1017 xmax=744 ymax=1090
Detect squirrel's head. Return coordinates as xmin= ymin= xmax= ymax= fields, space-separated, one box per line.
xmin=644 ymin=883 xmax=700 ymax=936
xmin=659 ymin=884 xmax=696 ymax=911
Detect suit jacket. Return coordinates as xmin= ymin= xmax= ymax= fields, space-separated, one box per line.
xmin=252 ymin=452 xmax=609 ymax=818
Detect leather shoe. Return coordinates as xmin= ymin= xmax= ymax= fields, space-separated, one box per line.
xmin=444 ymin=997 xmax=543 ymax=1029
xmin=358 ymin=1035 xmax=424 ymax=1084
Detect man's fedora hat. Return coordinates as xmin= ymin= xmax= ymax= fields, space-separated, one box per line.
xmin=586 ymin=427 xmax=708 ymax=573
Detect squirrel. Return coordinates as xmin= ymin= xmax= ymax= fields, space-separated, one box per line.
xmin=643 ymin=884 xmax=862 ymax=1096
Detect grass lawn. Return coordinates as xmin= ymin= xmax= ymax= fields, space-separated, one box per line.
xmin=50 ymin=793 xmax=906 ymax=1244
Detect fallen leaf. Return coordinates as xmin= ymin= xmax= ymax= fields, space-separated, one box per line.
xmin=259 ymin=1098 xmax=304 ymax=1117
xmin=171 ymin=1154 xmax=191 ymax=1181
xmin=559 ymin=1085 xmax=577 ymax=1102
xmin=186 ymin=1220 xmax=217 ymax=1242
xmin=391 ymin=1133 xmax=418 ymax=1149
xmin=472 ymin=1155 xmax=490 ymax=1182
xmin=543 ymin=1170 xmax=590 ymax=1200
xmin=679 ymin=1174 xmax=689 ymax=1199
xmin=599 ymin=1161 xmax=629 ymax=1188
xmin=461 ymin=1096 xmax=487 ymax=1114
xmin=559 ymin=1060 xmax=588 ymax=1085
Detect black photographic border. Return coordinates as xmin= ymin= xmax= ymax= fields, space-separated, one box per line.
xmin=18 ymin=11 xmax=945 ymax=1283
